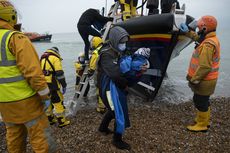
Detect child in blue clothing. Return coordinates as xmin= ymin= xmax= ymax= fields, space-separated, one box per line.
xmin=119 ymin=47 xmax=150 ymax=86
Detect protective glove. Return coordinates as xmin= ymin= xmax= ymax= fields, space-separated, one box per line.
xmin=134 ymin=48 xmax=151 ymax=58
xmin=188 ymin=80 xmax=200 ymax=90
xmin=180 ymin=23 xmax=189 ymax=33
xmin=62 ymin=87 xmax=66 ymax=95
xmin=42 ymin=99 xmax=51 ymax=112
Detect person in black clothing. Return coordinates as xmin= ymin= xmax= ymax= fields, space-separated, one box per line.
xmin=161 ymin=0 xmax=180 ymax=13
xmin=146 ymin=0 xmax=159 ymax=15
xmin=77 ymin=8 xmax=113 ymax=62
xmin=146 ymin=0 xmax=180 ymax=15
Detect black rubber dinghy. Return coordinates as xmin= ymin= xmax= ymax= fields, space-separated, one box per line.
xmin=115 ymin=13 xmax=195 ymax=100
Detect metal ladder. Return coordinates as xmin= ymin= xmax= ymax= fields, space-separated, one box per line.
xmin=74 ymin=64 xmax=89 ymax=99
xmin=74 ymin=2 xmax=120 ymax=99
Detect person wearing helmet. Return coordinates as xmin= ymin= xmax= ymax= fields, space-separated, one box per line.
xmin=119 ymin=0 xmax=138 ymax=20
xmin=179 ymin=15 xmax=220 ymax=132
xmin=74 ymin=52 xmax=90 ymax=98
xmin=88 ymin=36 xmax=106 ymax=113
xmin=40 ymin=47 xmax=70 ymax=128
xmin=0 ymin=0 xmax=56 ymax=152
xmin=77 ymin=8 xmax=113 ymax=63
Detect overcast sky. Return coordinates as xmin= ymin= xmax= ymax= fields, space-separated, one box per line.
xmin=12 ymin=0 xmax=230 ymax=34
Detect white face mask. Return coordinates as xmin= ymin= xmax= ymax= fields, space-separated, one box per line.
xmin=118 ymin=43 xmax=126 ymax=52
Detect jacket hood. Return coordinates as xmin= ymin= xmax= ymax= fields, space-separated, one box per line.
xmin=108 ymin=26 xmax=129 ymax=52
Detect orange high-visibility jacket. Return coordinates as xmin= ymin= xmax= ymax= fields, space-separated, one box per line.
xmin=188 ymin=35 xmax=220 ymax=81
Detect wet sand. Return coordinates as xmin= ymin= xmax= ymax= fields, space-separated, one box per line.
xmin=1 ymin=97 xmax=230 ymax=153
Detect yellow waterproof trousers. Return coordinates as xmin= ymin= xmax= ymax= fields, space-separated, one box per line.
xmin=46 ymin=90 xmax=65 ymax=117
xmin=119 ymin=0 xmax=138 ymax=20
xmin=96 ymin=88 xmax=106 ymax=113
xmin=5 ymin=114 xmax=56 ymax=153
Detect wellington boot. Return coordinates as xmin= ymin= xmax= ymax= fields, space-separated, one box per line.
xmin=187 ymin=111 xmax=209 ymax=132
xmin=47 ymin=115 xmax=57 ymax=125
xmin=194 ymin=107 xmax=211 ymax=128
xmin=57 ymin=116 xmax=70 ymax=128
xmin=96 ymin=94 xmax=106 ymax=114
xmin=112 ymin=133 xmax=131 ymax=150
xmin=98 ymin=128 xmax=113 ymax=135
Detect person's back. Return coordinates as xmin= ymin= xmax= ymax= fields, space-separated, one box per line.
xmin=40 ymin=47 xmax=70 ymax=128
xmin=78 ymin=8 xmax=112 ymax=27
xmin=78 ymin=8 xmax=99 ymax=26
xmin=77 ymin=8 xmax=113 ymax=62
xmin=0 ymin=0 xmax=56 ymax=152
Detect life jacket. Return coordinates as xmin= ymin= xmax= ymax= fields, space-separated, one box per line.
xmin=188 ymin=35 xmax=220 ymax=80
xmin=89 ymin=45 xmax=103 ymax=71
xmin=0 ymin=29 xmax=36 ymax=102
xmin=40 ymin=51 xmax=61 ymax=76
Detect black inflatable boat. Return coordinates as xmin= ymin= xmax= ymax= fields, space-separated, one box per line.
xmin=114 ymin=13 xmax=195 ymax=100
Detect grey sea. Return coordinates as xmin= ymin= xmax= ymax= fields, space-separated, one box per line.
xmin=33 ymin=28 xmax=230 ymax=105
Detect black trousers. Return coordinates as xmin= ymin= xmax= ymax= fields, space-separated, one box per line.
xmin=193 ymin=94 xmax=210 ymax=112
xmin=77 ymin=25 xmax=101 ymax=60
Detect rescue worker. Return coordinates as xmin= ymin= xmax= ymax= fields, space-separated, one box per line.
xmin=179 ymin=15 xmax=220 ymax=132
xmin=119 ymin=0 xmax=138 ymax=20
xmin=74 ymin=52 xmax=90 ymax=98
xmin=88 ymin=36 xmax=106 ymax=113
xmin=0 ymin=0 xmax=56 ymax=152
xmin=41 ymin=47 xmax=70 ymax=128
xmin=77 ymin=8 xmax=113 ymax=63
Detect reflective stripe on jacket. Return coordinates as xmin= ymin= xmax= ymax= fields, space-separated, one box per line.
xmin=188 ymin=35 xmax=220 ymax=80
xmin=0 ymin=29 xmax=36 ymax=102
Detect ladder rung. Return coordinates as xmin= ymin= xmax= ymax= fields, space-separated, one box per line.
xmin=83 ymin=72 xmax=88 ymax=75
xmin=75 ymin=91 xmax=81 ymax=95
xmin=80 ymin=82 xmax=85 ymax=85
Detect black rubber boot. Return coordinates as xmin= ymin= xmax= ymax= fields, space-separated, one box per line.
xmin=47 ymin=115 xmax=57 ymax=125
xmin=57 ymin=116 xmax=70 ymax=128
xmin=112 ymin=133 xmax=131 ymax=150
xmin=98 ymin=111 xmax=114 ymax=135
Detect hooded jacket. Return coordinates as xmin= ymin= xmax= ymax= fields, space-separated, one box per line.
xmin=97 ymin=26 xmax=129 ymax=89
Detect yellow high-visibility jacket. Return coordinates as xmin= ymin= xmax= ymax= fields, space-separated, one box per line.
xmin=41 ymin=50 xmax=67 ymax=90
xmin=0 ymin=20 xmax=49 ymax=123
xmin=89 ymin=45 xmax=103 ymax=71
